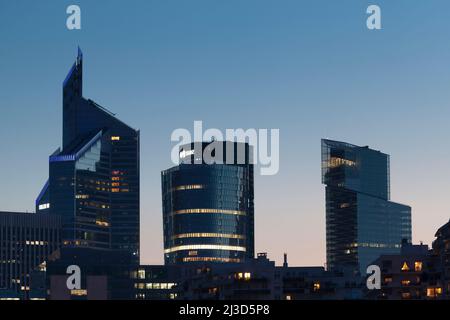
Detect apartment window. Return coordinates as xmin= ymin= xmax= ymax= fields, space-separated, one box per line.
xmin=137 ymin=269 xmax=146 ymax=280
xmin=414 ymin=261 xmax=423 ymax=272
xmin=401 ymin=292 xmax=411 ymax=300
xmin=401 ymin=279 xmax=411 ymax=286
xmin=401 ymin=262 xmax=410 ymax=272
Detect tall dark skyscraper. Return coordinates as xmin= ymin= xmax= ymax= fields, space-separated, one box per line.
xmin=321 ymin=139 xmax=411 ymax=275
xmin=161 ymin=141 xmax=254 ymax=264
xmin=36 ymin=49 xmax=140 ymax=262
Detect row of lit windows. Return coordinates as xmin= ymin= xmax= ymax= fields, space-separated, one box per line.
xmin=172 ymin=233 xmax=245 ymax=240
xmin=136 ymin=293 xmax=177 ymax=299
xmin=38 ymin=203 xmax=50 ymax=210
xmin=164 ymin=244 xmax=247 ymax=254
xmin=174 ymin=185 xmax=204 ymax=191
xmin=352 ymin=242 xmax=401 ymax=249
xmin=25 ymin=241 xmax=47 ymax=246
xmin=401 ymin=261 xmax=423 ymax=272
xmin=235 ymin=272 xmax=251 ymax=280
xmin=182 ymin=257 xmax=241 ymax=263
xmin=95 ymin=220 xmax=110 ymax=227
xmin=135 ymin=282 xmax=177 ymax=290
xmin=173 ymin=209 xmax=246 ymax=216
xmin=328 ymin=157 xmax=356 ymax=168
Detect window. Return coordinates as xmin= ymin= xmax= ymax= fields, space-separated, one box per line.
xmin=401 ymin=292 xmax=411 ymax=300
xmin=111 ymin=136 xmax=120 ymax=141
xmin=427 ymin=287 xmax=443 ymax=298
xmin=138 ymin=269 xmax=146 ymax=280
xmin=401 ymin=280 xmax=411 ymax=286
xmin=414 ymin=261 xmax=423 ymax=272
xmin=401 ymin=262 xmax=410 ymax=272
xmin=313 ymin=282 xmax=320 ymax=292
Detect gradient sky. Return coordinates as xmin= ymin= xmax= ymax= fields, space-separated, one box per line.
xmin=1 ymin=1 xmax=450 ymax=267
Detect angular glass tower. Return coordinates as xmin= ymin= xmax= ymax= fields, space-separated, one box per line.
xmin=36 ymin=49 xmax=140 ymax=262
xmin=321 ymin=139 xmax=411 ymax=275
xmin=161 ymin=141 xmax=254 ymax=264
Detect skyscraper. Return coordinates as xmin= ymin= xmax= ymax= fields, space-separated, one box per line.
xmin=36 ymin=49 xmax=140 ymax=262
xmin=321 ymin=139 xmax=411 ymax=275
xmin=161 ymin=141 xmax=254 ymax=264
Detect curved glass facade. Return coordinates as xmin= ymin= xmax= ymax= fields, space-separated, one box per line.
xmin=162 ymin=142 xmax=254 ymax=264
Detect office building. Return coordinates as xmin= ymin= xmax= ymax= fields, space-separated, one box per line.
xmin=36 ymin=48 xmax=140 ymax=262
xmin=161 ymin=141 xmax=254 ymax=264
xmin=321 ymin=139 xmax=411 ymax=275
xmin=0 ymin=211 xmax=60 ymax=298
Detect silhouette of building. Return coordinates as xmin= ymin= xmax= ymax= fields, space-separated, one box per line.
xmin=321 ymin=139 xmax=411 ymax=275
xmin=161 ymin=141 xmax=254 ymax=264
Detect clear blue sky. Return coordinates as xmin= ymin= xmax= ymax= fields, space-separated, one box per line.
xmin=1 ymin=1 xmax=450 ymax=266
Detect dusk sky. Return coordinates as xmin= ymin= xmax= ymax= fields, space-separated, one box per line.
xmin=1 ymin=0 xmax=450 ymax=267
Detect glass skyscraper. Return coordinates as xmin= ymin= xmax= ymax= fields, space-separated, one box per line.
xmin=161 ymin=141 xmax=254 ymax=264
xmin=36 ymin=49 xmax=140 ymax=262
xmin=321 ymin=139 xmax=411 ymax=275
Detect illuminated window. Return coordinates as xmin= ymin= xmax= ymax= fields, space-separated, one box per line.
xmin=138 ymin=269 xmax=146 ymax=280
xmin=111 ymin=136 xmax=120 ymax=141
xmin=328 ymin=157 xmax=356 ymax=168
xmin=401 ymin=262 xmax=410 ymax=272
xmin=71 ymin=289 xmax=87 ymax=296
xmin=286 ymin=295 xmax=292 ymax=300
xmin=165 ymin=244 xmax=246 ymax=254
xmin=111 ymin=188 xmax=120 ymax=193
xmin=175 ymin=184 xmax=204 ymax=191
xmin=384 ymin=277 xmax=393 ymax=284
xmin=244 ymin=272 xmax=251 ymax=280
xmin=414 ymin=261 xmax=423 ymax=272
xmin=313 ymin=282 xmax=320 ymax=292
xmin=426 ymin=287 xmax=442 ymax=298
xmin=173 ymin=208 xmax=246 ymax=216
xmin=401 ymin=292 xmax=411 ymax=299
xmin=182 ymin=257 xmax=241 ymax=263
xmin=401 ymin=280 xmax=411 ymax=286
xmin=38 ymin=203 xmax=50 ymax=210
xmin=172 ymin=233 xmax=245 ymax=240
xmin=209 ymin=287 xmax=218 ymax=294
xmin=95 ymin=220 xmax=109 ymax=227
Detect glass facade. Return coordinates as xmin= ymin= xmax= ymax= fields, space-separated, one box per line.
xmin=321 ymin=139 xmax=411 ymax=275
xmin=36 ymin=49 xmax=140 ymax=262
xmin=162 ymin=142 xmax=254 ymax=264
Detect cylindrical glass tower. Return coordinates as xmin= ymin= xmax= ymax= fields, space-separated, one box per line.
xmin=161 ymin=141 xmax=254 ymax=264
